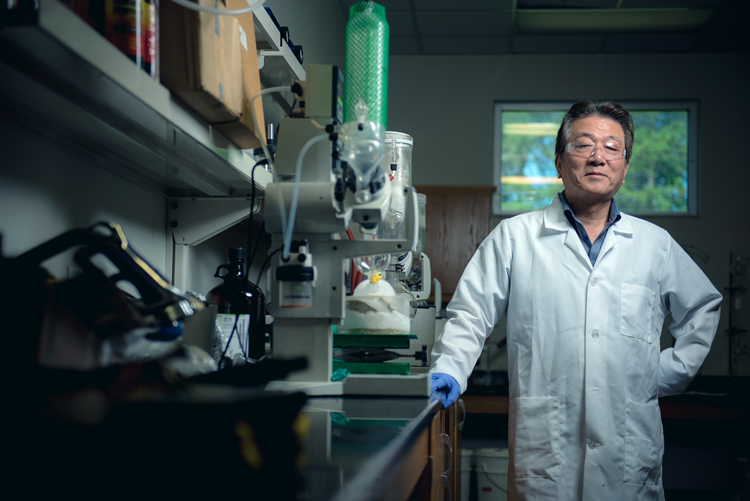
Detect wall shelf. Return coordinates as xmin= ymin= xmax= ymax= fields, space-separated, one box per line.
xmin=253 ymin=5 xmax=306 ymax=122
xmin=0 ymin=0 xmax=274 ymax=197
xmin=253 ymin=3 xmax=305 ymax=86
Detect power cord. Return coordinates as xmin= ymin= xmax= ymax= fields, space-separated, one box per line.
xmin=245 ymin=159 xmax=269 ymax=284
xmin=257 ymin=246 xmax=283 ymax=288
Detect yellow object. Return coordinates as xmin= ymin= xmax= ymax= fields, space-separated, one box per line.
xmin=369 ymin=273 xmax=383 ymax=284
xmin=234 ymin=421 xmax=263 ymax=469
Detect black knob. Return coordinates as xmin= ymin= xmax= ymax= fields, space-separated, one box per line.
xmin=292 ymin=45 xmax=303 ymax=64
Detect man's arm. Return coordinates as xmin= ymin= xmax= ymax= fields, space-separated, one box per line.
xmin=431 ymin=219 xmax=513 ymax=394
xmin=658 ymin=237 xmax=723 ymax=397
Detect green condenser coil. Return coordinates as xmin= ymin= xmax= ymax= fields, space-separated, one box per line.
xmin=344 ymin=1 xmax=389 ymax=128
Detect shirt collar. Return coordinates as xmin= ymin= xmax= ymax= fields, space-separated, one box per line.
xmin=559 ymin=191 xmax=621 ymax=227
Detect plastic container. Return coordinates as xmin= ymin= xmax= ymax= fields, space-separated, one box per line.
xmin=342 ymin=294 xmax=411 ymax=334
xmin=461 ymin=448 xmax=474 ymax=501
xmin=377 ymin=131 xmax=413 ymax=259
xmin=381 ymin=131 xmax=413 ymax=184
xmin=344 ymin=2 xmax=389 ymax=127
xmin=475 ymin=448 xmax=509 ymax=501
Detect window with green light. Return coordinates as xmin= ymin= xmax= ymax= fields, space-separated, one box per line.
xmin=493 ymin=102 xmax=698 ymax=215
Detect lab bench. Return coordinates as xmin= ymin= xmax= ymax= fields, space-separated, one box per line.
xmin=300 ymin=397 xmax=459 ymax=501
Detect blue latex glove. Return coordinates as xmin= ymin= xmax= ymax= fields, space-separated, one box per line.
xmin=431 ymin=373 xmax=460 ymax=409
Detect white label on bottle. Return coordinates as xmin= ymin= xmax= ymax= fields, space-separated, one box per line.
xmin=217 ymin=314 xmax=250 ymax=356
xmin=239 ymin=25 xmax=248 ymax=51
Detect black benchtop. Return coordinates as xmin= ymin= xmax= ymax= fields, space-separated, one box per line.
xmin=299 ymin=396 xmax=441 ymax=501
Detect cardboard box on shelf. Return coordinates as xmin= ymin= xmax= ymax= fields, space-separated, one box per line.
xmin=160 ymin=0 xmax=242 ymax=125
xmin=212 ymin=0 xmax=266 ymax=149
xmin=160 ymin=0 xmax=266 ymax=150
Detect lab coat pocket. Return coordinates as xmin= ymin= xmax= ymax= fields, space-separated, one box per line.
xmin=623 ymin=401 xmax=662 ymax=485
xmin=621 ymin=283 xmax=656 ymax=343
xmin=509 ymin=396 xmax=562 ymax=478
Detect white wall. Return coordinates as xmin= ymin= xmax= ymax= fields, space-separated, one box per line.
xmin=262 ymin=0 xmax=347 ymax=69
xmin=0 ymin=120 xmax=168 ymax=279
xmin=388 ymin=52 xmax=750 ymax=376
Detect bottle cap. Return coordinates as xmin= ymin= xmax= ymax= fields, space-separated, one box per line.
xmin=228 ymin=248 xmax=245 ymax=262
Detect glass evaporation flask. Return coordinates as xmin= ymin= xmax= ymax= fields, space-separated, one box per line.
xmin=207 ymin=248 xmax=266 ymax=361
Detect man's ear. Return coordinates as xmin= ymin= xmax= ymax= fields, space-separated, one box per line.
xmin=622 ymin=161 xmax=630 ymax=184
xmin=555 ymin=155 xmax=563 ymax=179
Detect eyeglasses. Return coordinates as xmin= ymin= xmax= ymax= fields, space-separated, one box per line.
xmin=565 ymin=140 xmax=626 ymax=161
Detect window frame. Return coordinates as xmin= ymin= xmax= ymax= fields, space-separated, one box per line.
xmin=493 ymin=101 xmax=700 ymax=217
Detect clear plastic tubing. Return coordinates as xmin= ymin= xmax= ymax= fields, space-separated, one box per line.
xmin=282 ymin=133 xmax=330 ymax=260
xmin=344 ymin=2 xmax=389 ymax=127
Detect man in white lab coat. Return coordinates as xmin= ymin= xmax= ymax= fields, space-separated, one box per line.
xmin=430 ymin=100 xmax=722 ymax=500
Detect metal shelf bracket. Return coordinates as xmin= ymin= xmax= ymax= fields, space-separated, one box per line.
xmin=168 ymin=197 xmax=262 ymax=247
xmin=168 ymin=196 xmax=262 ymax=291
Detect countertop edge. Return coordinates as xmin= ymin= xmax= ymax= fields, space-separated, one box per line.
xmin=331 ymin=398 xmax=442 ymax=501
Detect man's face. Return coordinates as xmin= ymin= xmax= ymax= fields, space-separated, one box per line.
xmin=555 ymin=116 xmax=630 ymax=206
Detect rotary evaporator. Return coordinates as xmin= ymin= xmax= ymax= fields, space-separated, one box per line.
xmin=262 ymin=66 xmax=432 ymax=395
xmin=256 ymin=2 xmax=438 ymax=395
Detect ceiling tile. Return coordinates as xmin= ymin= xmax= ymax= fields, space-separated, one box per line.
xmin=339 ymin=0 xmax=412 ymax=12
xmin=422 ymin=36 xmax=511 ymax=54
xmin=603 ymin=33 xmax=701 ymax=52
xmin=621 ymin=0 xmax=724 ymax=7
xmin=518 ymin=0 xmax=619 ymax=7
xmin=696 ymin=3 xmax=750 ymax=54
xmin=390 ymin=36 xmax=421 ymax=55
xmin=387 ymin=10 xmax=416 ymax=36
xmin=513 ymin=34 xmax=605 ymax=53
xmin=696 ymin=0 xmax=750 ymax=51
xmin=413 ymin=0 xmax=513 ymax=9
xmin=417 ymin=10 xmax=513 ymax=36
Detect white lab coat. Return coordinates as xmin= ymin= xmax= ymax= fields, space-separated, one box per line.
xmin=432 ymin=195 xmax=722 ymax=501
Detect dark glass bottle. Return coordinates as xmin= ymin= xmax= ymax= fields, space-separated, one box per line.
xmin=207 ymin=248 xmax=267 ymax=361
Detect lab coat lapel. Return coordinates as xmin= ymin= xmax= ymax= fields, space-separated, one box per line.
xmin=597 ymin=215 xmax=634 ymax=264
xmin=543 ymin=195 xmax=592 ymax=271
xmin=542 ymin=195 xmax=569 ymax=234
xmin=565 ymin=228 xmax=593 ymax=270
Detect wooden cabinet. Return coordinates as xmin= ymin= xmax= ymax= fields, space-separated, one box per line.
xmin=407 ymin=406 xmax=458 ymax=501
xmin=429 ymin=409 xmax=446 ymax=499
xmin=413 ymin=186 xmax=494 ymax=306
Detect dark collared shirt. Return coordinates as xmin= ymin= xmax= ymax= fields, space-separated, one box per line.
xmin=559 ymin=191 xmax=621 ymax=265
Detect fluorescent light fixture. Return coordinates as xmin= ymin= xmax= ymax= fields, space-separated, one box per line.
xmin=516 ymin=8 xmax=714 ymax=34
